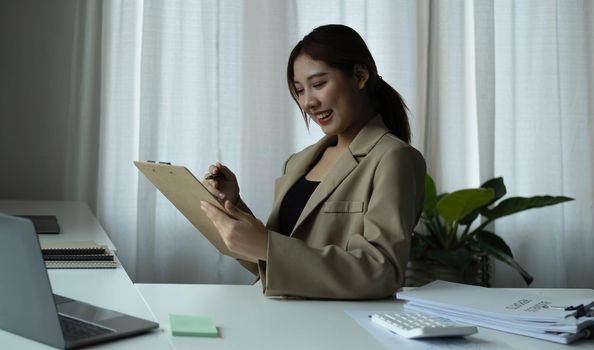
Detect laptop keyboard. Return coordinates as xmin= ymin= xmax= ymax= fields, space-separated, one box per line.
xmin=59 ymin=314 xmax=115 ymax=341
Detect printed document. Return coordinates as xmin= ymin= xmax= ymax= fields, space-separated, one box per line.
xmin=397 ymin=280 xmax=594 ymax=344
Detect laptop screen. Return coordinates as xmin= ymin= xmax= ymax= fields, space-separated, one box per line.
xmin=0 ymin=213 xmax=65 ymax=348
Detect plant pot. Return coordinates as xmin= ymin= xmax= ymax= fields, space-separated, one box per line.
xmin=404 ymin=255 xmax=491 ymax=287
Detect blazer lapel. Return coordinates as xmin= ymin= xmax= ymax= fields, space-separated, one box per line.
xmin=266 ymin=136 xmax=336 ymax=230
xmin=290 ymin=150 xmax=358 ymax=236
xmin=290 ymin=115 xmax=391 ymax=236
xmin=268 ymin=114 xmax=391 ymax=235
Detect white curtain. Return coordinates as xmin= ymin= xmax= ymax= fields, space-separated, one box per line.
xmin=66 ymin=0 xmax=594 ymax=287
xmin=490 ymin=1 xmax=594 ymax=287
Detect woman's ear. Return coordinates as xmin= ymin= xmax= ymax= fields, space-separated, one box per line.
xmin=353 ymin=64 xmax=370 ymax=90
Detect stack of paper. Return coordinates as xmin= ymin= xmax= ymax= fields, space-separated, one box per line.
xmin=398 ymin=280 xmax=594 ymax=344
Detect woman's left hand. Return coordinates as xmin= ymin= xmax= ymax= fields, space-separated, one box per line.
xmin=200 ymin=200 xmax=268 ymax=262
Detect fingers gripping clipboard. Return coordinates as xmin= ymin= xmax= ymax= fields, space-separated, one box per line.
xmin=134 ymin=161 xmax=248 ymax=260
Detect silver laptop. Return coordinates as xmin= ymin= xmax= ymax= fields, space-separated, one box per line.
xmin=0 ymin=213 xmax=159 ymax=349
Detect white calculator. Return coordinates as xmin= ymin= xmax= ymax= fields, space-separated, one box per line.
xmin=370 ymin=312 xmax=478 ymax=339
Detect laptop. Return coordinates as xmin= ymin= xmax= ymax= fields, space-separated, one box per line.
xmin=0 ymin=213 xmax=159 ymax=349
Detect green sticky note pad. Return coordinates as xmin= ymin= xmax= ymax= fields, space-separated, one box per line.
xmin=169 ymin=314 xmax=218 ymax=337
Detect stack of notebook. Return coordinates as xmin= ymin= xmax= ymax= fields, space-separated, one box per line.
xmin=40 ymin=241 xmax=117 ymax=269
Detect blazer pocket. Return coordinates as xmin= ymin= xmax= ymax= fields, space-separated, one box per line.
xmin=322 ymin=201 xmax=364 ymax=213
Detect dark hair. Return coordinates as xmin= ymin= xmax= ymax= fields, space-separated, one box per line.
xmin=287 ymin=24 xmax=411 ymax=144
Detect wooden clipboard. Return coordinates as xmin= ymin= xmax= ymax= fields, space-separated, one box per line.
xmin=134 ymin=161 xmax=246 ymax=260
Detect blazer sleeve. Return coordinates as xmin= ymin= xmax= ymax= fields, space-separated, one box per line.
xmin=257 ymin=146 xmax=425 ymax=299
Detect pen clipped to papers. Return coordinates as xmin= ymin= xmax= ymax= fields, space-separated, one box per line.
xmin=547 ymin=301 xmax=594 ymax=319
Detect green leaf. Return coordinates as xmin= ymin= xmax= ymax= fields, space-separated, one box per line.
xmin=475 ymin=230 xmax=513 ymax=258
xmin=420 ymin=216 xmax=447 ymax=248
xmin=482 ymin=196 xmax=574 ymax=220
xmin=459 ymin=209 xmax=480 ymax=226
xmin=475 ymin=240 xmax=533 ymax=285
xmin=424 ymin=174 xmax=437 ymax=211
xmin=437 ymin=188 xmax=495 ymax=224
xmin=460 ymin=177 xmax=507 ymax=225
xmin=481 ymin=177 xmax=507 ymax=204
xmin=460 ymin=177 xmax=507 ymax=224
xmin=412 ymin=230 xmax=433 ymax=247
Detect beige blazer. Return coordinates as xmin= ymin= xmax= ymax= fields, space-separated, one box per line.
xmin=241 ymin=115 xmax=426 ymax=299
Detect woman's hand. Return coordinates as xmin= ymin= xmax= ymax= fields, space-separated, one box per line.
xmin=203 ymin=162 xmax=240 ymax=205
xmin=200 ymin=199 xmax=268 ymax=262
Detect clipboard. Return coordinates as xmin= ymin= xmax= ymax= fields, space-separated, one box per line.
xmin=134 ymin=161 xmax=246 ymax=260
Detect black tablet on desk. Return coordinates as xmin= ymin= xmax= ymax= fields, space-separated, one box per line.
xmin=17 ymin=215 xmax=60 ymax=234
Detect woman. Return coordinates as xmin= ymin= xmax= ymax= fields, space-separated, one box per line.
xmin=200 ymin=24 xmax=425 ymax=299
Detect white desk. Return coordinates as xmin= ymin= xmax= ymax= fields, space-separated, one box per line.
xmin=0 ymin=200 xmax=116 ymax=251
xmin=1 ymin=201 xmax=593 ymax=350
xmin=136 ymin=283 xmax=594 ymax=350
xmin=0 ymin=200 xmax=171 ymax=349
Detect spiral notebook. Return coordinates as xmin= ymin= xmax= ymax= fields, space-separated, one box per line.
xmin=40 ymin=241 xmax=117 ymax=269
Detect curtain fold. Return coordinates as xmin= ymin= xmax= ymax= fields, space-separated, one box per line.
xmin=491 ymin=0 xmax=594 ymax=287
xmin=66 ymin=0 xmax=594 ymax=287
xmin=64 ymin=0 xmax=102 ymax=213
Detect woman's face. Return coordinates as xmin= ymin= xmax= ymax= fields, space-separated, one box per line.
xmin=292 ymin=54 xmax=368 ymax=141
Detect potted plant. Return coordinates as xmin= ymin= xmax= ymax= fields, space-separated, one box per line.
xmin=406 ymin=175 xmax=573 ymax=287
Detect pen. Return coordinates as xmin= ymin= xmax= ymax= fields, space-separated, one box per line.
xmin=205 ymin=172 xmax=225 ymax=181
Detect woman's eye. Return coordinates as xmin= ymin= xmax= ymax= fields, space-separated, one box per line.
xmin=295 ymin=89 xmax=304 ymax=95
xmin=313 ymin=81 xmax=326 ymax=89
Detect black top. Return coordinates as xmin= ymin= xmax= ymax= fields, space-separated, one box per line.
xmin=278 ymin=176 xmax=320 ymax=236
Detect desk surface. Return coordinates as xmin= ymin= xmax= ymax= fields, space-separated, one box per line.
xmin=2 ymin=201 xmax=593 ymax=350
xmin=137 ymin=283 xmax=594 ymax=350
xmin=0 ymin=200 xmax=170 ymax=349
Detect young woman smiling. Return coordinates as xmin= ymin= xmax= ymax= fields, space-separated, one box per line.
xmin=201 ymin=24 xmax=426 ymax=299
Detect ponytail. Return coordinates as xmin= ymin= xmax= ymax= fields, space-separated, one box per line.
xmin=373 ymin=77 xmax=411 ymax=144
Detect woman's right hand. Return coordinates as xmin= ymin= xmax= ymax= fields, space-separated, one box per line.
xmin=203 ymin=162 xmax=240 ymax=205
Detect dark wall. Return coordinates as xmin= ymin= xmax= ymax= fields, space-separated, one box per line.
xmin=0 ymin=0 xmax=77 ymax=199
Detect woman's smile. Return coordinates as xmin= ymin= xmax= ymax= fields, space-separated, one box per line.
xmin=314 ymin=110 xmax=333 ymax=125
xmin=292 ymin=54 xmax=370 ymax=145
